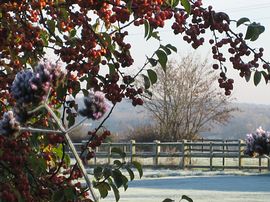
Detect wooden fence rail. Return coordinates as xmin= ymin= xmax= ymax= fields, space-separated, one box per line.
xmin=71 ymin=139 xmax=270 ymax=171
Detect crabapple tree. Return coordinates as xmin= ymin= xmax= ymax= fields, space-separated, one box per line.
xmin=0 ymin=0 xmax=269 ymax=202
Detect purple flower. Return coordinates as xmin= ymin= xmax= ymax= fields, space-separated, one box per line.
xmin=79 ymin=91 xmax=109 ymax=120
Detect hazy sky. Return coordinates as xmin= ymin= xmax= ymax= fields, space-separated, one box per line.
xmin=126 ymin=0 xmax=270 ymax=105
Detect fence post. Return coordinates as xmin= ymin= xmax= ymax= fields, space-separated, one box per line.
xmin=181 ymin=140 xmax=187 ymax=169
xmin=153 ymin=140 xmax=160 ymax=167
xmin=210 ymin=141 xmax=213 ymax=171
xmin=259 ymin=156 xmax=262 ymax=172
xmin=222 ymin=140 xmax=225 ymax=170
xmin=107 ymin=143 xmax=111 ymax=165
xmin=130 ymin=140 xmax=136 ymax=162
xmin=238 ymin=139 xmax=243 ymax=169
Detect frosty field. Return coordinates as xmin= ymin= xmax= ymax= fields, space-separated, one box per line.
xmin=100 ymin=169 xmax=270 ymax=202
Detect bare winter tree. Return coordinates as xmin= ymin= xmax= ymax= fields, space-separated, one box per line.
xmin=144 ymin=54 xmax=237 ymax=141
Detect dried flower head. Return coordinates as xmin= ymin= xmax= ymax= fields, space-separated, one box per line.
xmin=0 ymin=111 xmax=20 ymax=137
xmin=244 ymin=126 xmax=270 ymax=157
xmin=79 ymin=91 xmax=109 ymax=120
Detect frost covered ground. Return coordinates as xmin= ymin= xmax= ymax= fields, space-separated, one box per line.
xmin=99 ymin=169 xmax=270 ymax=202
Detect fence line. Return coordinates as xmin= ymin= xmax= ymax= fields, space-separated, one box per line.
xmin=72 ymin=139 xmax=270 ymax=171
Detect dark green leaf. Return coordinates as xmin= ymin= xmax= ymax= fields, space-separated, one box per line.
xmin=156 ymin=50 xmax=168 ymax=72
xmin=250 ymin=25 xmax=265 ymax=41
xmin=112 ymin=170 xmax=123 ymax=188
xmin=64 ymin=154 xmax=70 ymax=167
xmin=108 ymin=63 xmax=116 ymax=75
xmin=60 ymin=8 xmax=69 ymax=21
xmin=110 ymin=183 xmax=120 ymax=202
xmin=162 ymin=199 xmax=174 ymax=202
xmin=245 ymin=73 xmax=251 ymax=82
xmin=151 ymin=31 xmax=161 ymax=41
xmin=82 ymin=89 xmax=89 ymax=97
xmin=67 ymin=113 xmax=75 ymax=128
xmin=181 ymin=195 xmax=193 ymax=202
xmin=103 ymin=167 xmax=112 ymax=178
xmin=121 ymin=175 xmax=129 ymax=191
xmin=125 ymin=167 xmax=135 ymax=181
xmin=237 ymin=17 xmax=250 ymax=27
xmin=52 ymin=190 xmax=64 ymax=202
xmin=113 ymin=160 xmax=122 ymax=168
xmin=261 ymin=71 xmax=269 ymax=84
xmin=142 ymin=74 xmax=151 ymax=89
xmin=94 ymin=166 xmax=103 ymax=180
xmin=172 ymin=0 xmax=180 ymax=7
xmin=254 ymin=70 xmax=262 ymax=86
xmin=166 ymin=44 xmax=177 ymax=53
xmin=111 ymin=147 xmax=126 ymax=158
xmin=146 ymin=26 xmax=154 ymax=40
xmin=160 ymin=45 xmax=172 ymax=55
xmin=132 ymin=161 xmax=143 ymax=178
xmin=147 ymin=69 xmax=158 ymax=85
xmin=144 ymin=20 xmax=149 ymax=38
xmin=64 ymin=187 xmax=76 ymax=201
xmin=149 ymin=58 xmax=158 ymax=67
xmin=181 ymin=0 xmax=191 ymax=15
xmin=69 ymin=29 xmax=77 ymax=38
xmin=47 ymin=20 xmax=56 ymax=33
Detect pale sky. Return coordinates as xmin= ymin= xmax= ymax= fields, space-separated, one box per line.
xmin=126 ymin=0 xmax=270 ymax=105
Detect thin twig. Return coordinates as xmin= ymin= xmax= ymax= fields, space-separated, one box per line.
xmin=66 ymin=117 xmax=88 ymax=133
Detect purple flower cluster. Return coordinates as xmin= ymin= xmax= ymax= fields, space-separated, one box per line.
xmin=245 ymin=126 xmax=270 ymax=157
xmin=11 ymin=63 xmax=63 ymax=106
xmin=0 ymin=111 xmax=20 ymax=137
xmin=79 ymin=91 xmax=109 ymax=120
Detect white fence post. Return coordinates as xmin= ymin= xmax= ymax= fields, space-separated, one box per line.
xmin=153 ymin=140 xmax=160 ymax=167
xmin=130 ymin=140 xmax=136 ymax=162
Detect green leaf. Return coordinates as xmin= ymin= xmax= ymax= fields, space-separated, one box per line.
xmin=156 ymin=50 xmax=168 ymax=72
xmin=64 ymin=187 xmax=76 ymax=201
xmin=94 ymin=166 xmax=103 ymax=180
xmin=110 ymin=183 xmax=120 ymax=202
xmin=60 ymin=8 xmax=69 ymax=21
xmin=237 ymin=17 xmax=250 ymax=27
xmin=112 ymin=170 xmax=124 ymax=188
xmin=132 ymin=161 xmax=143 ymax=178
xmin=96 ymin=182 xmax=111 ymax=198
xmin=47 ymin=20 xmax=56 ymax=33
xmin=162 ymin=199 xmax=174 ymax=202
xmin=254 ymin=70 xmax=262 ymax=86
xmin=52 ymin=144 xmax=64 ymax=159
xmin=166 ymin=44 xmax=177 ymax=53
xmin=147 ymin=69 xmax=158 ymax=85
xmin=142 ymin=74 xmax=151 ymax=89
xmin=245 ymin=73 xmax=251 ymax=82
xmin=64 ymin=154 xmax=70 ymax=167
xmin=144 ymin=20 xmax=149 ymax=38
xmin=125 ymin=166 xmax=135 ymax=181
xmin=121 ymin=175 xmax=129 ymax=191
xmin=108 ymin=63 xmax=116 ymax=75
xmin=67 ymin=113 xmax=75 ymax=128
xmin=69 ymin=29 xmax=77 ymax=38
xmin=149 ymin=58 xmax=158 ymax=67
xmin=245 ymin=23 xmax=265 ymax=41
xmin=173 ymin=0 xmax=180 ymax=7
xmin=261 ymin=71 xmax=269 ymax=84
xmin=181 ymin=195 xmax=193 ymax=202
xmin=113 ymin=160 xmax=122 ymax=168
xmin=181 ymin=0 xmax=191 ymax=15
xmin=52 ymin=190 xmax=64 ymax=202
xmin=160 ymin=45 xmax=172 ymax=55
xmin=111 ymin=147 xmax=126 ymax=158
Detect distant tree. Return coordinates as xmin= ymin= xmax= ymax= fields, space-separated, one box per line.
xmin=144 ymin=54 xmax=237 ymax=141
